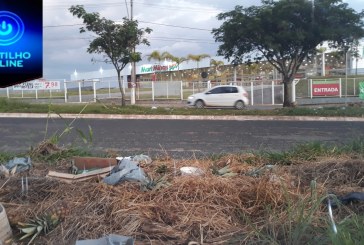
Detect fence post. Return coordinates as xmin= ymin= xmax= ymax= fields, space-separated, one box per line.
xmin=310 ymin=79 xmax=313 ymax=99
xmin=180 ymin=81 xmax=183 ymax=100
xmin=261 ymin=81 xmax=264 ymax=104
xmin=167 ymin=81 xmax=169 ymax=99
xmin=6 ymin=87 xmax=9 ymax=98
xmin=22 ymin=90 xmax=24 ymax=98
xmin=93 ymin=80 xmax=96 ymax=102
xmin=339 ymin=78 xmax=342 ymax=98
xmin=282 ymin=83 xmax=284 ymax=103
xmin=152 ymin=81 xmax=155 ymax=101
xmin=64 ymin=80 xmax=68 ymax=103
xmin=192 ymin=82 xmax=195 ymax=94
xmin=78 ymin=81 xmax=82 ymax=102
xmin=108 ymin=81 xmax=111 ymax=98
xmin=354 ymin=78 xmax=356 ymax=96
xmin=271 ymin=80 xmax=275 ymax=105
xmin=35 ymin=89 xmax=38 ymax=100
xmin=250 ymin=82 xmax=254 ymax=105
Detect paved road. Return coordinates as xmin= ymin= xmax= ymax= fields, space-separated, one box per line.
xmin=0 ymin=117 xmax=363 ymax=158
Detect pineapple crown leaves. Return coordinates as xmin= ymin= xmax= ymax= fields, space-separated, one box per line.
xmin=18 ymin=215 xmax=49 ymax=244
xmin=17 ymin=202 xmax=69 ymax=244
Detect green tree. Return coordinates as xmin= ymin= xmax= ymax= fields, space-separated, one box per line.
xmin=212 ymin=0 xmax=364 ymax=107
xmin=69 ymin=5 xmax=152 ymax=106
xmin=350 ymin=39 xmax=361 ymax=75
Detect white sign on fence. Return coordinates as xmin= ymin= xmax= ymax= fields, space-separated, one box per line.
xmin=13 ymin=80 xmax=61 ymax=90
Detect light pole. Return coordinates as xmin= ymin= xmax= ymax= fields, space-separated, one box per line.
xmin=345 ymin=49 xmax=349 ymax=105
xmin=130 ymin=0 xmax=136 ymax=105
xmin=74 ymin=70 xmax=82 ymax=103
xmin=99 ymin=67 xmax=109 ymax=98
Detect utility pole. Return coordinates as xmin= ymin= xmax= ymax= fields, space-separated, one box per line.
xmin=130 ymin=0 xmax=136 ymax=105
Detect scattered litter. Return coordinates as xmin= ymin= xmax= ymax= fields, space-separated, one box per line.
xmin=180 ymin=167 xmax=204 ymax=176
xmin=327 ymin=197 xmax=338 ymax=234
xmin=47 ymin=167 xmax=113 ymax=183
xmin=0 ymin=203 xmax=12 ymax=243
xmin=132 ymin=154 xmax=152 ymax=166
xmin=151 ymin=106 xmax=158 ymax=109
xmin=103 ymin=158 xmax=147 ymax=185
xmin=328 ymin=192 xmax=364 ymax=208
xmin=21 ymin=176 xmax=29 ymax=196
xmin=47 ymin=157 xmax=118 ymax=183
xmin=1 ymin=157 xmax=32 ymax=175
xmin=75 ymin=234 xmax=134 ymax=245
xmin=246 ymin=164 xmax=275 ymax=177
xmin=72 ymin=157 xmax=117 ymax=171
xmin=115 ymin=155 xmax=152 ymax=166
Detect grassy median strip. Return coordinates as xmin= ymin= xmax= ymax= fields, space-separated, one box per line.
xmin=0 ymin=97 xmax=364 ymax=117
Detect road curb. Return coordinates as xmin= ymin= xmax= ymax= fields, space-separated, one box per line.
xmin=0 ymin=113 xmax=364 ymax=122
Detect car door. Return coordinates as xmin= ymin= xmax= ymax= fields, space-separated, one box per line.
xmin=225 ymin=86 xmax=240 ymax=106
xmin=204 ymin=87 xmax=224 ymax=106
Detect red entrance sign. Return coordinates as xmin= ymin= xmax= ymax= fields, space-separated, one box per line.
xmin=312 ymin=83 xmax=340 ymax=96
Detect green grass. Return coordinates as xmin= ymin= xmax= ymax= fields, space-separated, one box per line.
xmin=0 ymin=98 xmax=363 ymax=117
xmin=208 ymin=138 xmax=364 ymax=165
xmin=30 ymin=147 xmax=93 ymax=164
xmin=0 ymin=152 xmax=18 ymax=163
xmin=264 ymin=138 xmax=364 ymax=165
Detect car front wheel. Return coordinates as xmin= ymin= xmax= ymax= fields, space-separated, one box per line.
xmin=235 ymin=100 xmax=245 ymax=110
xmin=195 ymin=100 xmax=205 ymax=109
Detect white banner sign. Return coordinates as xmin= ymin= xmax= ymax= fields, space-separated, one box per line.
xmin=13 ymin=80 xmax=61 ymax=90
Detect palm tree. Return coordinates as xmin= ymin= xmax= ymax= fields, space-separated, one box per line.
xmin=210 ymin=59 xmax=224 ymax=82
xmin=187 ymin=53 xmax=211 ymax=69
xmin=171 ymin=56 xmax=188 ymax=81
xmin=159 ymin=52 xmax=188 ymax=81
xmin=147 ymin=50 xmax=164 ymax=81
xmin=187 ymin=54 xmax=211 ymax=90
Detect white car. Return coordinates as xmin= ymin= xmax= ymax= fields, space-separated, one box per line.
xmin=187 ymin=85 xmax=249 ymax=109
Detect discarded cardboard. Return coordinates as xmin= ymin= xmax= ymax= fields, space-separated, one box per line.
xmin=47 ymin=166 xmax=113 ymax=183
xmin=47 ymin=157 xmax=117 ymax=183
xmin=73 ymin=157 xmax=117 ymax=169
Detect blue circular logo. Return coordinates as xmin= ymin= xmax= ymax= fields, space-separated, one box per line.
xmin=0 ymin=11 xmax=25 ymax=46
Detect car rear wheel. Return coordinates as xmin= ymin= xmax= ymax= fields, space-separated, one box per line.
xmin=195 ymin=100 xmax=205 ymax=109
xmin=235 ymin=100 xmax=245 ymax=110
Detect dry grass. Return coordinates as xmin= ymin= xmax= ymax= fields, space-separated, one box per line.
xmin=1 ymin=154 xmax=364 ymax=244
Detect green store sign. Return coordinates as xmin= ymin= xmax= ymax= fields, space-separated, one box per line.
xmin=140 ymin=63 xmax=179 ymax=74
xmin=359 ymin=81 xmax=364 ymax=100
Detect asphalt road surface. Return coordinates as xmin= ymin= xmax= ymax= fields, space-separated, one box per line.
xmin=0 ymin=117 xmax=363 ymax=158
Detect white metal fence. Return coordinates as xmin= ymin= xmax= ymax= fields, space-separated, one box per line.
xmin=296 ymin=77 xmax=364 ymax=98
xmin=3 ymin=76 xmax=362 ymax=105
xmin=0 ymin=79 xmax=285 ymax=105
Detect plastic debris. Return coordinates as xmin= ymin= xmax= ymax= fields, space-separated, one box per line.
xmin=328 ymin=192 xmax=364 ymax=208
xmin=180 ymin=167 xmax=204 ymax=176
xmin=103 ymin=158 xmax=147 ymax=185
xmin=115 ymin=155 xmax=152 ymax=166
xmin=75 ymin=234 xmax=134 ymax=245
xmin=1 ymin=157 xmax=32 ymax=175
xmin=132 ymin=154 xmax=152 ymax=165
